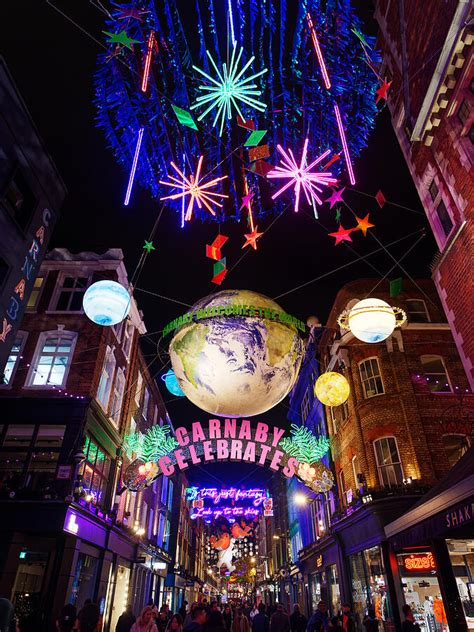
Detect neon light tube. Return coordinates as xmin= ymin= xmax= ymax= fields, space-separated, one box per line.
xmin=124 ymin=127 xmax=144 ymax=206
xmin=307 ymin=13 xmax=331 ymax=90
xmin=141 ymin=31 xmax=155 ymax=92
xmin=334 ymin=104 xmax=356 ymax=185
xmin=228 ymin=0 xmax=236 ymax=47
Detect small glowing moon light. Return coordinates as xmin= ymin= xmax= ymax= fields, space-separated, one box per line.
xmin=314 ymin=372 xmax=350 ymax=407
xmin=338 ymin=298 xmax=406 ymax=343
xmin=83 ymin=280 xmax=131 ymax=326
xmin=161 ymin=370 xmax=185 ymax=397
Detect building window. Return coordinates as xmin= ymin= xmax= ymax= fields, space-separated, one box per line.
xmin=352 ymin=455 xmax=358 ymax=488
xmin=79 ymin=436 xmax=111 ymax=505
xmin=109 ymin=367 xmax=125 ymax=426
xmin=27 ymin=331 xmax=77 ymax=387
xmin=435 ymin=200 xmax=454 ymax=238
xmin=420 ymin=355 xmax=451 ymax=393
xmin=341 ymin=399 xmax=349 ymax=422
xmin=122 ymin=321 xmax=134 ymax=359
xmin=428 ymin=179 xmax=438 ymax=201
xmin=0 ymin=424 xmax=65 ymax=495
xmin=330 ymin=407 xmax=337 ymax=435
xmin=359 ymin=358 xmax=384 ymax=398
xmin=1 ymin=332 xmax=27 ymax=386
xmin=442 ymin=434 xmax=470 ymax=467
xmin=301 ymin=387 xmax=311 ymax=422
xmin=135 ymin=371 xmax=143 ymax=407
xmin=339 ymin=470 xmax=347 ymax=506
xmin=142 ymin=388 xmax=150 ymax=420
xmin=374 ymin=437 xmax=404 ymax=487
xmin=97 ymin=347 xmax=116 ymax=411
xmin=406 ymin=299 xmax=430 ymax=323
xmin=26 ymin=276 xmax=45 ymax=311
xmin=53 ymin=275 xmax=90 ymax=312
xmin=457 ymin=99 xmax=470 ymax=125
xmin=2 ymin=168 xmax=37 ymax=230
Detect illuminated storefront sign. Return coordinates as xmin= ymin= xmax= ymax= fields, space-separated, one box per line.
xmin=191 ymin=506 xmax=261 ymax=520
xmin=186 ymin=486 xmax=267 ymax=506
xmin=401 ymin=552 xmax=436 ymax=572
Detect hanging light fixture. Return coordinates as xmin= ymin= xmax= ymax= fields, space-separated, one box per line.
xmin=338 ymin=298 xmax=406 ymax=343
xmin=314 ymin=371 xmax=350 ymax=406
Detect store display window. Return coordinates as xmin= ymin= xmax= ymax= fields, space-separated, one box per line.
xmin=327 ymin=564 xmax=341 ymax=616
xmin=71 ymin=552 xmax=99 ymax=607
xmin=447 ymin=539 xmax=474 ymax=628
xmin=309 ymin=571 xmax=325 ymax=612
xmin=397 ymin=550 xmax=448 ymax=631
xmin=349 ymin=546 xmax=392 ymax=631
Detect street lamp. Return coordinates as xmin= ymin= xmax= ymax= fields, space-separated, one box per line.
xmin=293 ymin=493 xmax=308 ymax=506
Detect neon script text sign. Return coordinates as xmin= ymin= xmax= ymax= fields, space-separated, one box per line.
xmin=163 ymin=305 xmax=306 ymax=337
xmin=186 ymin=487 xmax=267 ymax=506
xmin=190 ymin=506 xmax=261 ymax=520
xmin=402 ymin=553 xmax=436 ymax=572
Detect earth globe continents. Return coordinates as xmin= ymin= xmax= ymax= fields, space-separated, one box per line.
xmin=169 ymin=290 xmax=304 ymax=417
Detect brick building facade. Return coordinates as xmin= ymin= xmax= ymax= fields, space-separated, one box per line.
xmin=0 ymin=248 xmax=181 ymax=631
xmin=290 ymin=279 xmax=473 ymax=631
xmin=373 ymin=0 xmax=474 ymax=388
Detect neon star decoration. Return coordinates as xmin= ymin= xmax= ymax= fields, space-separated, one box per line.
xmin=190 ymin=46 xmax=268 ymax=136
xmin=326 ymin=187 xmax=345 ymax=209
xmin=329 ymin=224 xmax=353 ymax=245
xmin=159 ymin=156 xmax=228 ymax=221
xmin=376 ymin=78 xmax=392 ymax=104
xmin=242 ymin=227 xmax=263 ymax=250
xmin=103 ymin=30 xmax=141 ymax=51
xmin=267 ymin=140 xmax=337 ymax=213
xmin=143 ymin=240 xmax=155 ymax=253
xmin=353 ymin=214 xmax=375 ymax=236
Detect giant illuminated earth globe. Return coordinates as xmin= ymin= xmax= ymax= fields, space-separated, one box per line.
xmin=169 ymin=290 xmax=304 ymax=417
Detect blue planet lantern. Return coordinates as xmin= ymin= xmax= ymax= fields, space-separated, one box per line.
xmin=83 ymin=280 xmax=131 ymax=326
xmin=161 ymin=370 xmax=185 ymax=397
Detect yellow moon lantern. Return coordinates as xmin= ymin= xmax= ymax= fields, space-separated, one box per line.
xmin=314 ymin=371 xmax=350 ymax=407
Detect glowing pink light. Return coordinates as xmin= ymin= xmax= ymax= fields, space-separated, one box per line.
xmin=141 ymin=31 xmax=155 ymax=92
xmin=307 ymin=13 xmax=331 ymax=90
xmin=334 ymin=104 xmax=356 ymax=185
xmin=124 ymin=127 xmax=144 ymax=206
xmin=267 ymin=139 xmax=337 ymax=213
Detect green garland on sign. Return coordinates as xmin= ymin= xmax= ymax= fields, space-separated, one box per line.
xmin=123 ymin=425 xmax=178 ymax=462
xmin=279 ymin=424 xmax=330 ymax=463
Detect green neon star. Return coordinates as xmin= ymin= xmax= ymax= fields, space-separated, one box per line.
xmin=335 ymin=207 xmax=342 ymax=223
xmin=103 ymin=30 xmax=141 ymax=51
xmin=143 ymin=240 xmax=156 ymax=253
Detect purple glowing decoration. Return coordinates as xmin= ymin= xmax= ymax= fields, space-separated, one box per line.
xmin=267 ymin=140 xmax=338 ymax=213
xmin=124 ymin=127 xmax=144 ymax=206
xmin=334 ymin=104 xmax=356 ymax=185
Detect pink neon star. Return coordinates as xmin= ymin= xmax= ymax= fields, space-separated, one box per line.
xmin=326 ymin=187 xmax=345 ymax=209
xmin=267 ymin=140 xmax=337 ymax=213
xmin=240 ymin=191 xmax=254 ymax=211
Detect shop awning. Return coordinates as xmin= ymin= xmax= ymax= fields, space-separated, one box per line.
xmin=385 ymin=448 xmax=474 ymax=548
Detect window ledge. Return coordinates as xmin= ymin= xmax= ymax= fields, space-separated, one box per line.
xmin=22 ymin=385 xmax=66 ymax=390
xmin=45 ymin=310 xmax=85 ymax=315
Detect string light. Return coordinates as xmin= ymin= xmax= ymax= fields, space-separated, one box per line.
xmin=141 ymin=31 xmax=155 ymax=92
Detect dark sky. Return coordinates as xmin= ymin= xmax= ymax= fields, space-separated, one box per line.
xmin=1 ymin=1 xmax=437 ymax=485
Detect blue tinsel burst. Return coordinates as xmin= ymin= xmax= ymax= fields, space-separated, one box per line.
xmin=94 ymin=0 xmax=380 ymax=223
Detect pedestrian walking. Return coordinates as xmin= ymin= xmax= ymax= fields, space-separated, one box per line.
xmin=401 ymin=605 xmax=421 ymax=632
xmin=157 ymin=609 xmax=170 ymax=632
xmin=329 ymin=617 xmax=342 ymax=631
xmin=184 ymin=604 xmax=199 ymax=629
xmin=362 ymin=609 xmax=378 ymax=632
xmin=270 ymin=604 xmax=290 ymax=632
xmin=340 ymin=605 xmax=355 ymax=632
xmin=204 ymin=611 xmax=227 ymax=632
xmin=307 ymin=602 xmax=329 ymax=632
xmin=232 ymin=609 xmax=251 ymax=632
xmin=77 ymin=603 xmax=101 ymax=632
xmin=223 ymin=605 xmax=233 ymax=632
xmin=57 ymin=604 xmax=77 ymax=632
xmin=116 ymin=605 xmax=136 ymax=632
xmin=131 ymin=607 xmax=159 ymax=632
xmin=179 ymin=603 xmax=188 ymax=621
xmin=252 ymin=603 xmax=269 ymax=632
xmin=184 ymin=606 xmax=207 ymax=632
xmin=166 ymin=614 xmax=183 ymax=632
xmin=290 ymin=605 xmax=307 ymax=632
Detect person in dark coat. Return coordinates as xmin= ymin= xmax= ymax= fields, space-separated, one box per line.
xmin=252 ymin=604 xmax=269 ymax=632
xmin=340 ymin=605 xmax=355 ymax=632
xmin=329 ymin=617 xmax=342 ymax=632
xmin=401 ymin=605 xmax=421 ymax=632
xmin=179 ymin=603 xmax=188 ymax=621
xmin=203 ymin=611 xmax=227 ymax=632
xmin=223 ymin=606 xmax=233 ymax=632
xmin=57 ymin=604 xmax=77 ymax=632
xmin=0 ymin=599 xmax=16 ymax=632
xmin=269 ymin=604 xmax=290 ymax=632
xmin=290 ymin=605 xmax=306 ymax=632
xmin=362 ymin=609 xmax=378 ymax=632
xmin=116 ymin=605 xmax=136 ymax=632
xmin=307 ymin=602 xmax=328 ymax=632
xmin=184 ymin=607 xmax=206 ymax=632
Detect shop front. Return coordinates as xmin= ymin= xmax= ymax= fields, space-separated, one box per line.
xmin=385 ymin=448 xmax=474 ymax=632
xmin=299 ymin=536 xmax=340 ymax=617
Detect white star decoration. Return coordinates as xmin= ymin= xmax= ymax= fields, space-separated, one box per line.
xmin=159 ymin=156 xmax=228 ymax=221
xmin=267 ymin=140 xmax=338 ymax=213
xmin=190 ymin=46 xmax=268 ymax=136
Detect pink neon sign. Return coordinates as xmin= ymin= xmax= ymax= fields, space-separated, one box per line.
xmin=187 ymin=487 xmax=267 ymax=506
xmin=190 ymin=506 xmax=261 ymax=521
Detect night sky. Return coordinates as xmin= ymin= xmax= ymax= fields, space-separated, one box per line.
xmin=1 ymin=2 xmax=437 ymax=485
